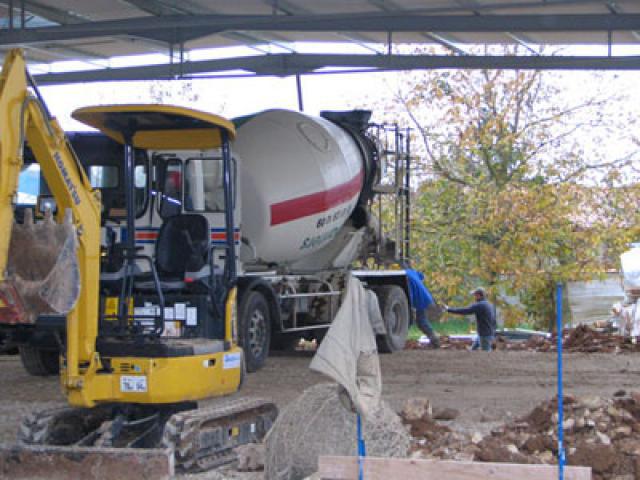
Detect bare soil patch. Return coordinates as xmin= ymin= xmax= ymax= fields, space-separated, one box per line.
xmin=1 ymin=349 xmax=639 ymax=477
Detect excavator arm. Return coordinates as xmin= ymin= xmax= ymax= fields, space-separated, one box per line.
xmin=0 ymin=49 xmax=102 ymax=390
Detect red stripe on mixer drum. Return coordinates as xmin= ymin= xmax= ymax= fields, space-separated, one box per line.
xmin=270 ymin=170 xmax=363 ymax=226
xmin=136 ymin=232 xmax=158 ymax=240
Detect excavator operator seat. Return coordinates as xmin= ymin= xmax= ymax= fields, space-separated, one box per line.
xmin=137 ymin=214 xmax=212 ymax=291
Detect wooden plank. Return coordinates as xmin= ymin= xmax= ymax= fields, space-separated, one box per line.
xmin=0 ymin=444 xmax=174 ymax=480
xmin=319 ymin=456 xmax=592 ymax=480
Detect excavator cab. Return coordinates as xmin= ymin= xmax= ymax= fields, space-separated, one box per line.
xmin=72 ymin=106 xmax=239 ymax=359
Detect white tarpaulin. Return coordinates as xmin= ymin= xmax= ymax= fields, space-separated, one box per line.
xmin=309 ymin=276 xmax=382 ymax=418
xmin=622 ymin=247 xmax=640 ymax=292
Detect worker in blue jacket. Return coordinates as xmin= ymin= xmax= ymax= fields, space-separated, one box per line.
xmin=405 ymin=268 xmax=441 ymax=349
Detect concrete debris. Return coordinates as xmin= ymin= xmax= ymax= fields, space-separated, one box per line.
xmin=236 ymin=443 xmax=265 ymax=472
xmin=407 ymin=325 xmax=640 ymax=354
xmin=402 ymin=392 xmax=640 ymax=480
xmin=400 ymin=398 xmax=432 ymax=421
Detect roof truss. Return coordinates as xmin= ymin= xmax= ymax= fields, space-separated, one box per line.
xmin=4 ymin=0 xmax=640 ymax=83
xmin=3 ymin=13 xmax=640 ymax=46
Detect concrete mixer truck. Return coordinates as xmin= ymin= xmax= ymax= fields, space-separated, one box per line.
xmin=229 ymin=109 xmax=412 ymax=371
xmin=6 ymin=108 xmax=413 ymax=374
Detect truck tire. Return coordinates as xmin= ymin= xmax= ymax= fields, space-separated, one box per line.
xmin=374 ymin=285 xmax=409 ymax=353
xmin=239 ymin=291 xmax=271 ymax=373
xmin=19 ymin=346 xmax=60 ymax=376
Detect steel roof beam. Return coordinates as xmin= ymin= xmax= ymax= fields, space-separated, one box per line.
xmin=3 ymin=13 xmax=640 ymax=46
xmin=453 ymin=0 xmax=538 ymax=52
xmin=265 ymin=0 xmax=385 ymax=54
xmin=605 ymin=1 xmax=640 ymax=45
xmin=0 ymin=1 xmax=111 ymax=61
xmin=366 ymin=0 xmax=467 ymax=54
xmin=118 ymin=0 xmax=193 ymax=16
xmin=31 ymin=52 xmax=640 ymax=84
xmin=0 ymin=0 xmax=88 ymax=25
xmin=0 ymin=0 xmax=170 ymax=57
xmin=120 ymin=0 xmax=296 ymax=56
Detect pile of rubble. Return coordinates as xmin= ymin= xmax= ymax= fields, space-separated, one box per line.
xmin=561 ymin=325 xmax=640 ymax=353
xmin=402 ymin=392 xmax=640 ymax=480
xmin=508 ymin=325 xmax=640 ymax=353
xmin=406 ymin=325 xmax=640 ymax=354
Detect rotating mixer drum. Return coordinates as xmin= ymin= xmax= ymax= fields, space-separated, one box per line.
xmin=234 ymin=109 xmax=372 ymax=266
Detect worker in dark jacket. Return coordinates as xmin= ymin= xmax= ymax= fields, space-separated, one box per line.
xmin=405 ymin=268 xmax=441 ymax=349
xmin=445 ymin=287 xmax=496 ymax=351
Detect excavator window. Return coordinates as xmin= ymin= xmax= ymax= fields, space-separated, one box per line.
xmin=184 ymin=157 xmax=235 ymax=212
xmin=88 ymin=165 xmax=118 ymax=189
xmin=158 ymin=159 xmax=183 ymax=218
xmin=16 ymin=163 xmax=40 ymax=206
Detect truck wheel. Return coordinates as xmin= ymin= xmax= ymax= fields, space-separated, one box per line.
xmin=239 ymin=291 xmax=271 ymax=373
xmin=19 ymin=346 xmax=60 ymax=376
xmin=374 ymin=285 xmax=409 ymax=353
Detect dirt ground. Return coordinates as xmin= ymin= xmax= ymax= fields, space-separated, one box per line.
xmin=1 ymin=349 xmax=640 ymax=477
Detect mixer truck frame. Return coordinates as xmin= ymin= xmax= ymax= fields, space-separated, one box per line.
xmin=5 ymin=109 xmax=414 ymax=374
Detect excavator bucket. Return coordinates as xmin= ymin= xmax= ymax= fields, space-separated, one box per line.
xmin=0 ymin=208 xmax=80 ymax=324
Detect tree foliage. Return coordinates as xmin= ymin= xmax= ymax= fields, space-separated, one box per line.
xmin=384 ymin=54 xmax=640 ymax=328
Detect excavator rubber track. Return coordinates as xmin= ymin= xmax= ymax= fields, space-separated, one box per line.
xmin=19 ymin=405 xmax=118 ymax=446
xmin=162 ymin=397 xmax=278 ymax=472
xmin=17 ymin=398 xmax=278 ymax=474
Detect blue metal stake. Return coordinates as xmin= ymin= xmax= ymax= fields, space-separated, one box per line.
xmin=557 ymin=283 xmax=565 ymax=480
xmin=357 ymin=413 xmax=366 ymax=480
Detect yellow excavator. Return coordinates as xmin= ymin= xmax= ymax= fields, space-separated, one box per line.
xmin=0 ymin=49 xmax=276 ymax=472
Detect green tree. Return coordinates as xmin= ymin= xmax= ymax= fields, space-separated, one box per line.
xmin=385 ymin=53 xmax=640 ymax=328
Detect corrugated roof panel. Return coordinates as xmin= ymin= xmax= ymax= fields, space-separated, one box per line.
xmin=186 ymin=0 xmax=279 ymax=15
xmin=497 ymin=4 xmax=612 ymax=15
xmin=390 ymin=0 xmax=463 ymax=10
xmin=35 ymin=0 xmax=151 ymax=21
xmin=58 ymin=38 xmax=167 ymax=57
xmin=613 ymin=0 xmax=640 ymax=14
